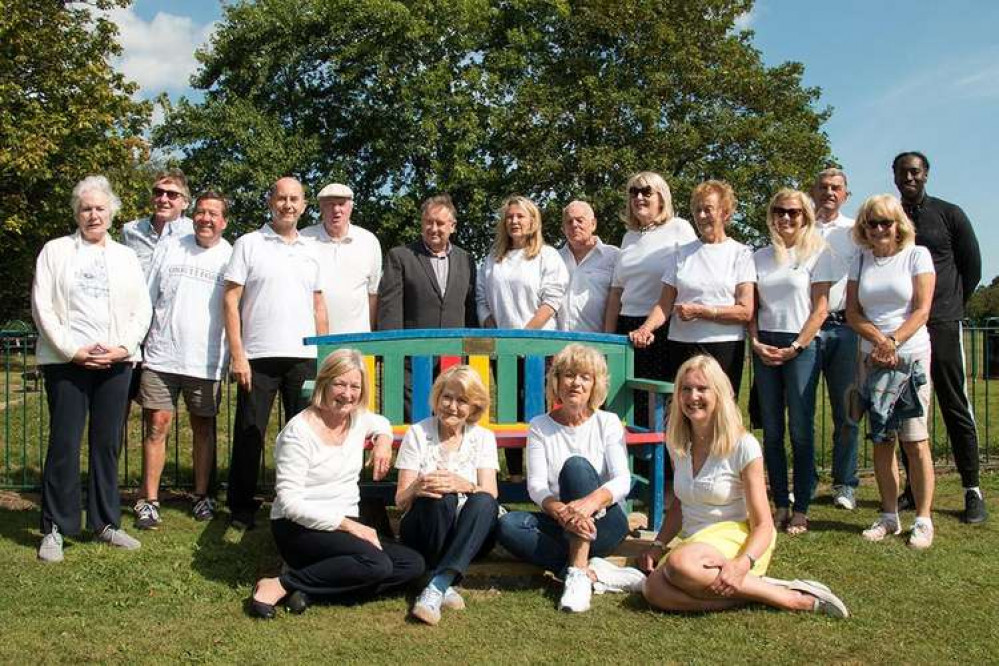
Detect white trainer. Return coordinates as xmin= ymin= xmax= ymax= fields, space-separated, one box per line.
xmin=588 ymin=557 xmax=647 ymax=593
xmin=442 ymin=586 xmax=466 ymax=611
xmin=559 ymin=567 xmax=592 ymax=613
xmin=862 ymin=517 xmax=901 ymax=542
xmin=38 ymin=527 xmax=64 ymax=563
xmin=908 ymin=522 xmax=934 ymax=550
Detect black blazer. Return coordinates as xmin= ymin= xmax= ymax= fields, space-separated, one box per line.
xmin=377 ymin=241 xmax=478 ymax=330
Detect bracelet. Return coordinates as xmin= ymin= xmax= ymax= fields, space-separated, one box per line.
xmin=651 ymin=540 xmax=666 ymax=551
xmin=710 ymin=307 xmax=718 ymax=320
xmin=744 ymin=551 xmax=757 ymax=568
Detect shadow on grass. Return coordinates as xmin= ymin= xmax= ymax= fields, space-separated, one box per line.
xmin=191 ymin=506 xmax=281 ymax=590
xmin=0 ymin=504 xmax=39 ymax=550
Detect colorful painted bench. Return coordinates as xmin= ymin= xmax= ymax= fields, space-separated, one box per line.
xmin=304 ymin=329 xmax=671 ymax=530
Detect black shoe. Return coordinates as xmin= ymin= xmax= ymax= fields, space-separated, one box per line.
xmin=897 ymin=489 xmax=915 ymax=512
xmin=249 ymin=597 xmax=276 ymax=619
xmin=963 ymin=489 xmax=988 ymax=524
xmin=229 ymin=511 xmax=256 ymax=531
xmin=284 ymin=590 xmax=309 ymax=614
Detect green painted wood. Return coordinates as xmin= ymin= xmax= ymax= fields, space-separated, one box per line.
xmin=625 ymin=378 xmax=674 ymax=394
xmin=381 ymin=354 xmax=405 ymax=423
xmin=605 ymin=352 xmax=629 ymax=422
xmin=492 ymin=338 xmax=625 ymax=357
xmin=496 ymin=355 xmax=518 ymax=422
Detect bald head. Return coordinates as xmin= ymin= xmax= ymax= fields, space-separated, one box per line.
xmin=562 ymin=200 xmax=598 ymax=255
xmin=269 ymin=177 xmax=306 ymax=232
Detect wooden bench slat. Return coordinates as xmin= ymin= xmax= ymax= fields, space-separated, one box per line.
xmin=411 ymin=355 xmax=434 ymax=421
xmin=496 ymin=355 xmax=518 ymax=423
xmin=382 ymin=354 xmax=404 ymax=422
xmin=524 ymin=355 xmax=545 ymax=420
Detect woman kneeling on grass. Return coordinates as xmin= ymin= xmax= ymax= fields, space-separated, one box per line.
xmin=395 ymin=365 xmax=500 ymax=625
xmin=639 ymin=354 xmax=849 ymax=618
xmin=496 ymin=344 xmax=646 ymax=613
xmin=249 ymin=349 xmax=425 ymax=619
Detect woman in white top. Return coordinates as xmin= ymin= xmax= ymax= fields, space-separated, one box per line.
xmin=750 ymin=190 xmax=832 ymax=536
xmin=606 ymin=172 xmax=696 ymax=390
xmin=32 ymin=175 xmax=152 ymax=563
xmin=846 ymin=195 xmax=937 ymax=550
xmin=630 ymin=180 xmax=755 ymax=394
xmin=250 ymin=350 xmax=425 ymax=619
xmin=396 ymin=365 xmax=499 ymax=625
xmin=640 ymin=355 xmax=848 ymax=617
xmin=496 ymin=344 xmax=640 ymax=613
xmin=476 ymin=195 xmax=568 ymax=477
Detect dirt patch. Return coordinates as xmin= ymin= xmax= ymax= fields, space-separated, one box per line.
xmin=0 ymin=490 xmax=38 ymax=511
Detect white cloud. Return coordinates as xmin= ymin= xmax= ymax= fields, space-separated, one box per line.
xmin=106 ymin=7 xmax=216 ymax=98
xmin=734 ymin=8 xmax=756 ymax=32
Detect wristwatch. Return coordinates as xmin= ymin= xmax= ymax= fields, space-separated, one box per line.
xmin=790 ymin=341 xmax=803 ymax=354
xmin=744 ymin=551 xmax=757 ymax=568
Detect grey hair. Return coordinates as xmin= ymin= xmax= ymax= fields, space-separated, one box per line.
xmin=71 ymin=175 xmax=122 ymax=220
xmin=814 ymin=167 xmax=849 ymax=190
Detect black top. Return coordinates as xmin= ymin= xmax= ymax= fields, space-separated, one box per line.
xmin=903 ymin=195 xmax=981 ymax=323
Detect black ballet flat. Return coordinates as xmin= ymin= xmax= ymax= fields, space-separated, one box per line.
xmin=284 ymin=590 xmax=309 ymax=614
xmin=249 ymin=597 xmax=276 ymax=619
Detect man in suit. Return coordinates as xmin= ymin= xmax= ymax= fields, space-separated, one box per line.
xmin=377 ymin=194 xmax=478 ymax=330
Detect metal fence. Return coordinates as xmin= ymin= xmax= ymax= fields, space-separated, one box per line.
xmin=2 ymin=326 xmax=995 ymax=492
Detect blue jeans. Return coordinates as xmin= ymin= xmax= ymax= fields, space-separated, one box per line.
xmin=818 ymin=321 xmax=860 ymax=488
xmin=754 ymin=331 xmax=820 ymax=513
xmin=399 ymin=492 xmax=498 ymax=583
xmin=496 ymin=456 xmax=629 ymax=575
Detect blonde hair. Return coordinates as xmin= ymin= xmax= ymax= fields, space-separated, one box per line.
xmin=852 ymin=194 xmax=916 ymax=251
xmin=621 ymin=171 xmax=675 ymax=230
xmin=492 ymin=195 xmax=545 ymax=261
xmin=311 ymin=349 xmax=369 ymax=413
xmin=690 ymin=180 xmax=737 ymax=222
xmin=666 ymin=355 xmax=744 ymax=460
xmin=766 ymin=188 xmax=825 ymax=265
xmin=545 ymin=344 xmax=609 ymax=412
xmin=430 ymin=365 xmax=490 ymax=425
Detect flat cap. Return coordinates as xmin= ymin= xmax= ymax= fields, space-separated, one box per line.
xmin=317 ymin=183 xmax=354 ymax=199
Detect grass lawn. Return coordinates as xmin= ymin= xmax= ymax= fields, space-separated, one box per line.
xmin=1 ymin=473 xmax=997 ymax=665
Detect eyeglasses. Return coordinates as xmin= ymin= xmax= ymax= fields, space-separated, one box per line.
xmin=772 ymin=207 xmax=803 ymax=220
xmin=629 ymin=186 xmax=654 ymax=198
xmin=865 ymin=218 xmax=895 ymax=230
xmin=152 ymin=187 xmax=185 ymax=201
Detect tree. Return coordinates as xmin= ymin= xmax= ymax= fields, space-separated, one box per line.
xmin=156 ymin=0 xmax=831 ymax=256
xmin=967 ymin=275 xmax=999 ymax=323
xmin=0 ymin=0 xmax=152 ymax=321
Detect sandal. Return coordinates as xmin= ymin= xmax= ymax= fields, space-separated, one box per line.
xmin=774 ymin=507 xmax=791 ymax=531
xmin=786 ymin=513 xmax=809 ymax=536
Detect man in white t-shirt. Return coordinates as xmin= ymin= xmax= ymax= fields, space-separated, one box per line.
xmin=302 ymin=183 xmax=382 ymax=333
xmin=134 ymin=192 xmax=233 ymax=530
xmin=557 ymin=201 xmax=620 ymax=332
xmin=811 ymin=168 xmax=860 ymax=511
xmin=224 ymin=177 xmax=329 ymax=529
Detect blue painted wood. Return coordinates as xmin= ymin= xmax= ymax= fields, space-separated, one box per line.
xmin=524 ymin=355 xmax=545 ymax=419
xmin=412 ymin=355 xmax=434 ymax=422
xmin=648 ymin=392 xmax=667 ymax=532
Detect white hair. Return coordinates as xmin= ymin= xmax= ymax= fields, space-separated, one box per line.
xmin=71 ymin=175 xmax=122 ymax=220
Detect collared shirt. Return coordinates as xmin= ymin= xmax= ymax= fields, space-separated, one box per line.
xmin=121 ymin=215 xmax=194 ymax=277
xmin=422 ymin=241 xmax=451 ymax=296
xmin=816 ymin=212 xmax=856 ymax=312
xmin=556 ymin=238 xmax=620 ymax=332
xmin=224 ymin=223 xmax=323 ymax=359
xmin=301 ymin=222 xmax=382 ymax=333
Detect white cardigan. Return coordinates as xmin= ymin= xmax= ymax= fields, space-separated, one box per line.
xmin=31 ymin=232 xmax=152 ymax=365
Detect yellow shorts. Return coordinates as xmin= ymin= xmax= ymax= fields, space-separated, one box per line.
xmin=670 ymin=521 xmax=776 ymax=576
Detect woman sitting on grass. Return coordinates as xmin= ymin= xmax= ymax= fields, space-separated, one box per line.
xmin=395 ymin=365 xmax=500 ymax=626
xmin=639 ymin=354 xmax=849 ymax=618
xmin=249 ymin=349 xmax=425 ymax=619
xmin=496 ymin=344 xmax=645 ymax=614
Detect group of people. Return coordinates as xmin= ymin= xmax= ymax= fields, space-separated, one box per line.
xmin=29 ymin=153 xmax=987 ymax=621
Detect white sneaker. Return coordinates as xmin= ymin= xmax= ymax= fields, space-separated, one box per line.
xmin=862 ymin=517 xmax=900 ymax=542
xmin=411 ymin=585 xmax=444 ymax=625
xmin=442 ymin=586 xmax=465 ymax=611
xmin=38 ymin=527 xmax=64 ymax=563
xmin=832 ymin=485 xmax=856 ymax=511
xmin=588 ymin=557 xmax=646 ymax=594
xmin=559 ymin=567 xmax=592 ymax=613
xmin=908 ymin=522 xmax=934 ymax=550
xmin=96 ymin=526 xmax=141 ymax=550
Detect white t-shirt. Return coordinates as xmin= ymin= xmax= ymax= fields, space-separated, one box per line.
xmin=663 ymin=238 xmax=756 ymax=343
xmin=224 ymin=224 xmax=323 ymax=359
xmin=670 ymin=432 xmax=762 ymax=538
xmin=68 ymin=243 xmax=111 ymax=349
xmin=476 ymin=245 xmax=569 ymax=330
xmin=817 ymin=214 xmax=857 ymax=312
xmin=612 ymin=219 xmax=697 ymax=317
xmin=849 ymin=245 xmax=935 ymax=354
xmin=301 ymin=223 xmax=382 ymax=334
xmin=526 ymin=410 xmax=632 ymax=508
xmin=754 ymin=245 xmax=835 ymax=334
xmin=557 ymin=240 xmax=620 ymax=332
xmin=270 ymin=409 xmax=393 ymax=531
xmin=144 ymin=235 xmax=233 ymax=380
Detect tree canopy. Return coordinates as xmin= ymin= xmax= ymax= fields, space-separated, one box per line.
xmin=0 ymin=0 xmax=152 ymax=321
xmin=157 ymin=0 xmax=832 ymax=256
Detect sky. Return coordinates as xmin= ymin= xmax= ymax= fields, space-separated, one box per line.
xmin=112 ymin=0 xmax=999 ymax=281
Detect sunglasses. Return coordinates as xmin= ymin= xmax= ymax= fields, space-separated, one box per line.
xmin=629 ymin=185 xmax=654 ymax=198
xmin=865 ymin=218 xmax=895 ymax=230
xmin=772 ymin=206 xmax=803 ymax=220
xmin=152 ymin=187 xmax=185 ymax=201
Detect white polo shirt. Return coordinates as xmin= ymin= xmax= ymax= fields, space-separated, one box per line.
xmin=557 ymin=239 xmax=620 ymax=332
xmin=144 ymin=235 xmax=233 ymax=380
xmin=817 ymin=213 xmax=857 ymax=312
xmin=224 ymin=224 xmax=322 ymax=359
xmin=301 ymin=222 xmax=382 ymax=334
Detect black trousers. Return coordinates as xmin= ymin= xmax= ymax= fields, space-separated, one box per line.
xmin=667 ymin=339 xmax=746 ymax=398
xmin=399 ymin=492 xmax=498 ymax=582
xmin=272 ymin=518 xmax=425 ymax=600
xmin=41 ymin=362 xmax=132 ymax=535
xmin=227 ymin=357 xmax=314 ymax=513
xmin=617 ymin=315 xmax=671 ymax=430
